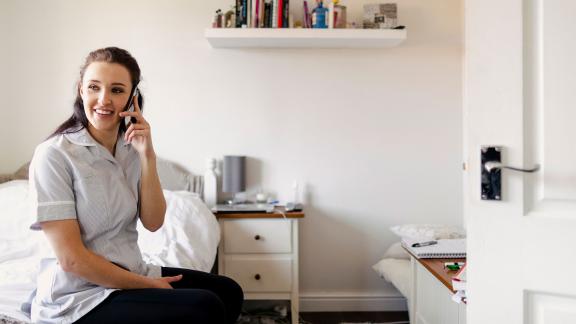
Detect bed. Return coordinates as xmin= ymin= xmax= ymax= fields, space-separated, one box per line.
xmin=0 ymin=159 xmax=218 ymax=324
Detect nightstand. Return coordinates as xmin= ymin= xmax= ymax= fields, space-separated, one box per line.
xmin=215 ymin=209 xmax=304 ymax=324
xmin=406 ymin=253 xmax=467 ymax=324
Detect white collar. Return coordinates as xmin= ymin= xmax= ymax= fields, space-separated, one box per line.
xmin=64 ymin=127 xmax=130 ymax=147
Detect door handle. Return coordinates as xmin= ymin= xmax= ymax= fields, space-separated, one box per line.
xmin=480 ymin=146 xmax=540 ymax=200
xmin=484 ymin=161 xmax=540 ymax=173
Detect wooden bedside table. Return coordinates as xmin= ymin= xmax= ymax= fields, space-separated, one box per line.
xmin=215 ymin=208 xmax=304 ymax=324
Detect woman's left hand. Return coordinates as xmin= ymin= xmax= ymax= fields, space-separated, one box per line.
xmin=119 ymin=94 xmax=154 ymax=158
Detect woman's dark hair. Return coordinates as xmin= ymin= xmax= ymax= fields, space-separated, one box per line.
xmin=50 ymin=47 xmax=144 ymax=138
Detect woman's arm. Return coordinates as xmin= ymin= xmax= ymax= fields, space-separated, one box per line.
xmin=42 ymin=219 xmax=179 ymax=289
xmin=120 ymin=93 xmax=166 ymax=232
xmin=138 ymin=154 xmax=166 ymax=232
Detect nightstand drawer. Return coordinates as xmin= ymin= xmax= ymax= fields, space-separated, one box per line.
xmin=224 ymin=257 xmax=292 ymax=292
xmin=223 ymin=219 xmax=292 ymax=253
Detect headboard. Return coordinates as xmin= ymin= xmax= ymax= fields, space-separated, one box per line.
xmin=1 ymin=159 xmax=204 ymax=197
xmin=0 ymin=162 xmax=29 ymax=184
xmin=157 ymin=158 xmax=203 ymax=195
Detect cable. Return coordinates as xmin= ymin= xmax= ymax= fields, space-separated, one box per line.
xmin=277 ymin=209 xmax=288 ymax=219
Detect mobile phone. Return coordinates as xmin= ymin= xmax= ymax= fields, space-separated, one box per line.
xmin=124 ymin=86 xmax=139 ymax=127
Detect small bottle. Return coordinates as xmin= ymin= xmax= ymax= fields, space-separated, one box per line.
xmin=333 ymin=0 xmax=347 ymax=28
xmin=312 ymin=0 xmax=328 ymax=29
xmin=203 ymin=158 xmax=218 ymax=210
xmin=328 ymin=0 xmax=334 ymax=29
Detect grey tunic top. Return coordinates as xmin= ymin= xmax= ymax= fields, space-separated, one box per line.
xmin=28 ymin=128 xmax=161 ymax=323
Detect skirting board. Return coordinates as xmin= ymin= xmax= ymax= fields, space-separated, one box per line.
xmin=299 ymin=292 xmax=408 ymax=312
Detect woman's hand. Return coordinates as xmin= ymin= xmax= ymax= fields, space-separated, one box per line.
xmin=119 ymin=94 xmax=154 ymax=158
xmin=148 ymin=274 xmax=183 ymax=289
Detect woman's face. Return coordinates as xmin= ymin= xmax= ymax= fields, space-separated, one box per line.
xmin=80 ymin=62 xmax=132 ymax=133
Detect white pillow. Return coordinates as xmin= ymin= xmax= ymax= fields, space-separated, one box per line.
xmin=137 ymin=190 xmax=220 ymax=272
xmin=372 ymin=258 xmax=411 ymax=299
xmin=390 ymin=224 xmax=465 ymax=241
xmin=382 ymin=242 xmax=410 ymax=260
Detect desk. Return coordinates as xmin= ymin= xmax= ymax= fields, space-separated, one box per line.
xmin=406 ymin=250 xmax=466 ymax=324
xmin=215 ymin=209 xmax=304 ymax=324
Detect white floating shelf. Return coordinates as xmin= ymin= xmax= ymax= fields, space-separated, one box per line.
xmin=205 ymin=28 xmax=407 ymax=48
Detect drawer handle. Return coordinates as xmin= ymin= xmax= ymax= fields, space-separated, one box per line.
xmin=254 ymin=234 xmax=261 ymax=241
xmin=254 ymin=274 xmax=261 ymax=280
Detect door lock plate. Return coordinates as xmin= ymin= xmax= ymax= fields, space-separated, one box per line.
xmin=481 ymin=146 xmax=501 ymax=200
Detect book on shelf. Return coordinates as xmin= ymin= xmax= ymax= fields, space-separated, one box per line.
xmin=254 ymin=0 xmax=260 ymax=27
xmin=272 ymin=0 xmax=278 ymax=28
xmin=259 ymin=0 xmax=265 ymax=27
xmin=240 ymin=0 xmax=248 ymax=27
xmin=247 ymin=0 xmax=252 ymax=27
xmin=282 ymin=0 xmax=289 ymax=28
xmin=226 ymin=0 xmax=294 ymax=29
xmin=401 ymin=238 xmax=466 ymax=259
xmin=277 ymin=0 xmax=283 ymax=28
xmin=303 ymin=0 xmax=311 ymax=28
xmin=235 ymin=0 xmax=242 ymax=27
xmin=264 ymin=1 xmax=272 ymax=28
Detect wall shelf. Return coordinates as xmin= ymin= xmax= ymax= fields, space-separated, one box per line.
xmin=204 ymin=28 xmax=407 ymax=48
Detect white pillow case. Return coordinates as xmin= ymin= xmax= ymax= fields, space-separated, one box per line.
xmin=372 ymin=258 xmax=411 ymax=299
xmin=390 ymin=224 xmax=465 ymax=241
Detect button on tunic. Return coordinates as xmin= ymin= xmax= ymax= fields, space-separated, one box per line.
xmin=28 ymin=128 xmax=160 ymax=323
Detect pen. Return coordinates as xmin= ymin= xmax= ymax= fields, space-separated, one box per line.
xmin=411 ymin=240 xmax=438 ymax=248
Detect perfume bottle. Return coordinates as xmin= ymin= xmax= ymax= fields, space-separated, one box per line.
xmin=312 ymin=0 xmax=328 ymax=29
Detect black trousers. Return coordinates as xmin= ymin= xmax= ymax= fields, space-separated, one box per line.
xmin=75 ymin=267 xmax=244 ymax=324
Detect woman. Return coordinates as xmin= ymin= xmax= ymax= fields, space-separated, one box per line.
xmin=28 ymin=47 xmax=243 ymax=323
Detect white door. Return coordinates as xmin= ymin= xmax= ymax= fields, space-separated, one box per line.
xmin=465 ymin=0 xmax=576 ymax=323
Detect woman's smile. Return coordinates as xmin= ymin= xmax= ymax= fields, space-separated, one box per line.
xmin=94 ymin=107 xmax=116 ymax=117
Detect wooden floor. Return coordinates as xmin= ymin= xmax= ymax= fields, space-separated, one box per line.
xmin=299 ymin=311 xmax=409 ymax=324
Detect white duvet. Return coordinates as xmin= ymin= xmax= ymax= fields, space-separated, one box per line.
xmin=0 ymin=180 xmax=220 ymax=322
xmin=137 ymin=190 xmax=220 ymax=272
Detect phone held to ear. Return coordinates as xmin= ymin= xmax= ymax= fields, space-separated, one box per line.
xmin=124 ymin=87 xmax=139 ymax=127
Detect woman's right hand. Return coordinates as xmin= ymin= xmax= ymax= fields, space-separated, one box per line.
xmin=148 ymin=274 xmax=183 ymax=289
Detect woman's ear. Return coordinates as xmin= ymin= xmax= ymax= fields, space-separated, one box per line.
xmin=78 ymin=83 xmax=84 ymax=99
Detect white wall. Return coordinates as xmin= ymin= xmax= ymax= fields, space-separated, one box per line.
xmin=0 ymin=0 xmax=463 ymax=310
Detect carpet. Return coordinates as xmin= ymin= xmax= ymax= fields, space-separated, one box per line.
xmin=238 ymin=314 xmax=314 ymax=324
xmin=237 ymin=309 xmax=313 ymax=324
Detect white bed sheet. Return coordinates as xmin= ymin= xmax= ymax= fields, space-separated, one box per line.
xmin=0 ymin=283 xmax=33 ymax=323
